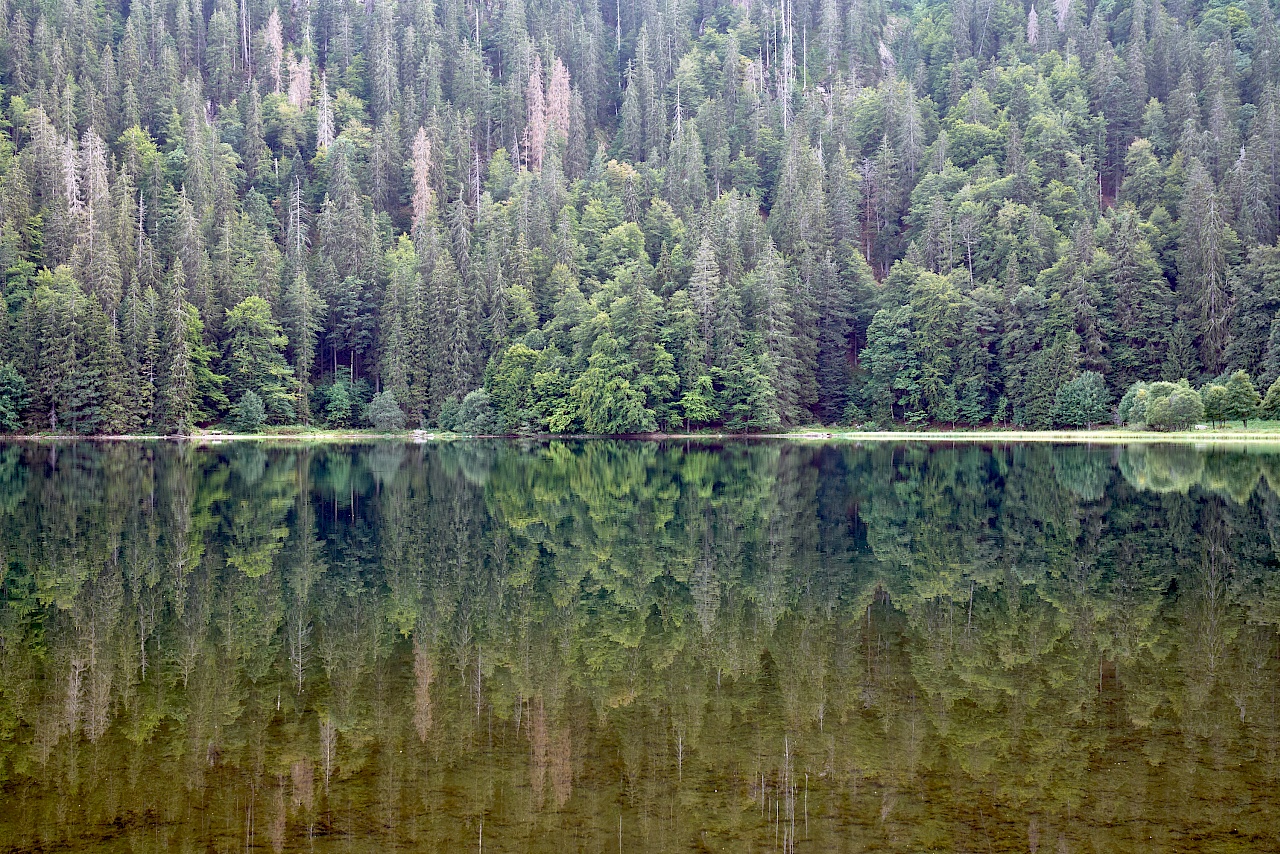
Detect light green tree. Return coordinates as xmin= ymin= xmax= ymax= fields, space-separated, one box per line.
xmin=222 ymin=296 xmax=296 ymax=424
xmin=1223 ymin=370 xmax=1261 ymax=427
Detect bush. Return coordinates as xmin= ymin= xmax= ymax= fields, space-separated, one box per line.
xmin=325 ymin=380 xmax=354 ymax=428
xmin=1144 ymin=383 xmax=1204 ymax=431
xmin=366 ymin=390 xmax=407 ymax=431
xmin=436 ymin=395 xmax=461 ymax=431
xmin=231 ymin=390 xmax=266 ymax=433
xmin=452 ymin=389 xmax=504 ymax=434
xmin=1118 ymin=381 xmax=1149 ymax=425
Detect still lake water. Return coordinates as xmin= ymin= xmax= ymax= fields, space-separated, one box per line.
xmin=0 ymin=439 xmax=1277 ymax=852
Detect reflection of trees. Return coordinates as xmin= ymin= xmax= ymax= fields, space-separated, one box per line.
xmin=0 ymin=441 xmax=1279 ymax=850
xmin=1119 ymin=444 xmax=1277 ymax=504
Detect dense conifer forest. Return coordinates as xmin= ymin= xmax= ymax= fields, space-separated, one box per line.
xmin=0 ymin=0 xmax=1278 ymax=433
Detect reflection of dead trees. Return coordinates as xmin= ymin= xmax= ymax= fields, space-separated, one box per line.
xmin=269 ymin=777 xmax=287 ymax=853
xmin=288 ymin=609 xmax=311 ymax=694
xmin=692 ymin=555 xmax=720 ymax=637
xmin=72 ymin=567 xmax=125 ymax=744
xmin=413 ymin=639 xmax=434 ymax=741
xmin=64 ymin=657 xmax=86 ymax=739
xmin=753 ymin=739 xmax=800 ymax=853
xmin=530 ymin=697 xmax=547 ymax=802
xmin=550 ymin=717 xmax=571 ymax=807
xmin=879 ymin=787 xmax=896 ymax=823
xmin=528 ymin=697 xmax=573 ymax=809
xmin=693 ymin=524 xmax=720 ymax=637
xmin=782 ymin=737 xmax=797 ymax=853
xmin=1197 ymin=501 xmax=1232 ymax=677
xmin=319 ymin=715 xmax=337 ymax=791
xmin=84 ymin=660 xmax=112 ymax=743
xmin=290 ymin=759 xmax=315 ymax=813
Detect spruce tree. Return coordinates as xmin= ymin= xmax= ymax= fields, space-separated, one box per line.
xmin=283 ymin=269 xmax=323 ymax=425
xmin=0 ymin=362 xmax=28 ymax=432
xmin=157 ymin=260 xmax=195 ymax=434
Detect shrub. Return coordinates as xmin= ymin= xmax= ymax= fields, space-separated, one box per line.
xmin=232 ymin=391 xmax=266 ymax=433
xmin=452 ymin=389 xmax=504 ymax=434
xmin=325 ymin=380 xmax=353 ymax=428
xmin=1144 ymin=383 xmax=1204 ymax=431
xmin=366 ymin=390 xmax=407 ymax=431
xmin=436 ymin=395 xmax=460 ymax=431
xmin=1118 ymin=381 xmax=1149 ymax=425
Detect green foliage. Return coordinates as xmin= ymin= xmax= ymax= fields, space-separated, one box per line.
xmin=222 ymin=297 xmax=296 ymax=424
xmin=486 ymin=344 xmax=540 ymax=431
xmin=1262 ymin=378 xmax=1280 ymax=421
xmin=1053 ymin=371 xmax=1112 ymax=428
xmin=0 ymin=362 xmax=27 ymax=432
xmin=1224 ymin=371 xmax=1261 ymax=427
xmin=1144 ymin=382 xmax=1205 ymax=431
xmin=366 ymin=390 xmax=407 ymax=431
xmin=1202 ymin=384 xmax=1230 ymax=427
xmin=0 ymin=0 xmax=1278 ymax=434
xmin=1118 ymin=382 xmax=1149 ymax=425
xmin=679 ymin=374 xmax=717 ymax=430
xmin=231 ymin=390 xmax=266 ymax=433
xmin=324 ymin=379 xmax=356 ymax=428
xmin=450 ymin=389 xmax=503 ymax=434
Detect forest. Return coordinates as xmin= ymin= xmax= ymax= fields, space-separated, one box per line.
xmin=0 ymin=440 xmax=1278 ymax=850
xmin=0 ymin=0 xmax=1279 ymax=432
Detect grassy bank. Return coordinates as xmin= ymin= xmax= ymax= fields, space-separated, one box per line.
xmin=8 ymin=422 xmax=1280 ymax=444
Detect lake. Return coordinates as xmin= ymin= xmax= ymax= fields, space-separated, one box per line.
xmin=0 ymin=439 xmax=1277 ymax=852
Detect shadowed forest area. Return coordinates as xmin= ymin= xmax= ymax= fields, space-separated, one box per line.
xmin=0 ymin=0 xmax=1280 ymax=433
xmin=0 ymin=440 xmax=1277 ymax=850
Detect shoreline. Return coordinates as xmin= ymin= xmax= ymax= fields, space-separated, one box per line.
xmin=5 ymin=428 xmax=1280 ymax=445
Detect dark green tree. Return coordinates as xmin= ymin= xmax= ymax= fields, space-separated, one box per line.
xmin=1053 ymin=371 xmax=1113 ymax=428
xmin=0 ymin=362 xmax=27 ymax=431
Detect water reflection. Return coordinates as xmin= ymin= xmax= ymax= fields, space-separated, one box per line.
xmin=0 ymin=440 xmax=1277 ymax=852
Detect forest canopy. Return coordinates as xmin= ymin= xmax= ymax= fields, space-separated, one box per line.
xmin=0 ymin=0 xmax=1279 ymax=432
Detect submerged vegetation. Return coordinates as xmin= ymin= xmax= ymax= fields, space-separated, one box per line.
xmin=0 ymin=0 xmax=1279 ymax=433
xmin=0 ymin=440 xmax=1278 ymax=849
